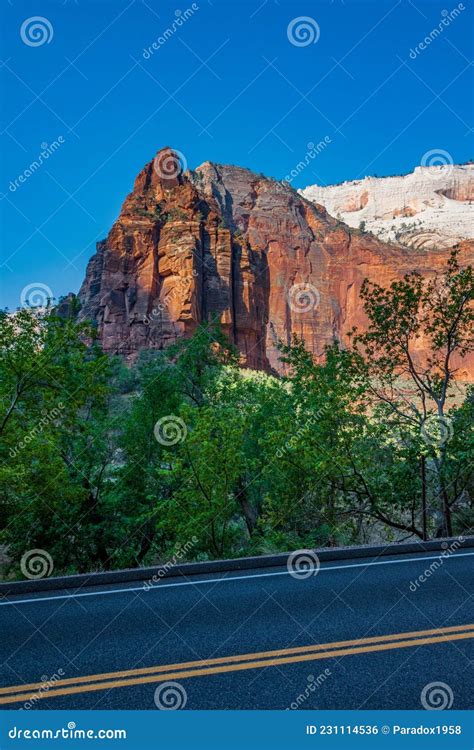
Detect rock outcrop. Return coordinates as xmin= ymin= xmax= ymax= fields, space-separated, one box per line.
xmin=300 ymin=164 xmax=474 ymax=250
xmin=78 ymin=149 xmax=473 ymax=378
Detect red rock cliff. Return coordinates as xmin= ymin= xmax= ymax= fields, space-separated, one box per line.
xmin=78 ymin=148 xmax=473 ymax=377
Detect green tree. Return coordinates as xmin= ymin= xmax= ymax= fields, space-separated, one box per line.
xmin=0 ymin=307 xmax=116 ymax=575
xmin=351 ymin=249 xmax=473 ymax=537
xmin=160 ymin=366 xmax=284 ymax=558
xmin=255 ymin=341 xmax=365 ymax=550
xmin=108 ymin=324 xmax=241 ymax=566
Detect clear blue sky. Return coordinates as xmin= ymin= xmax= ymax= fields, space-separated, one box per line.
xmin=1 ymin=0 xmax=472 ymax=310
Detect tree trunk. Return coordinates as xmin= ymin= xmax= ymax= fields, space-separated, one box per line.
xmin=420 ymin=455 xmax=428 ymax=541
xmin=237 ymin=481 xmax=257 ymax=536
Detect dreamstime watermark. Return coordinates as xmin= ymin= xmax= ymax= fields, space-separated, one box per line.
xmin=9 ymin=404 xmax=65 ymax=459
xmin=154 ymin=681 xmax=188 ymax=710
xmin=421 ymin=681 xmax=454 ymax=710
xmin=287 ymin=549 xmax=320 ymax=579
xmin=420 ymin=148 xmax=454 ymax=179
xmin=8 ymin=724 xmax=127 ymax=740
xmin=20 ymin=282 xmax=54 ymax=308
xmin=409 ymin=4 xmax=465 ymax=59
xmin=287 ymin=282 xmax=321 ymax=314
xmin=20 ymin=549 xmax=54 ymax=580
xmin=287 ymin=16 xmax=320 ymax=47
xmin=153 ymin=149 xmax=188 ymax=180
xmin=9 ymin=138 xmax=65 ymax=192
xmin=20 ymin=16 xmax=54 ymax=47
xmin=409 ymin=537 xmax=464 ymax=592
xmin=20 ymin=670 xmax=65 ymax=710
xmin=286 ymin=670 xmax=332 ymax=709
xmin=144 ymin=273 xmax=197 ymax=325
xmin=143 ymin=536 xmax=199 ymax=591
xmin=275 ymin=406 xmax=327 ymax=458
xmin=143 ymin=6 xmax=199 ymax=59
xmin=276 ymin=138 xmax=331 ymax=193
xmin=275 ymin=359 xmax=344 ymax=459
xmin=153 ymin=415 xmax=188 ymax=446
xmin=421 ymin=414 xmax=454 ymax=448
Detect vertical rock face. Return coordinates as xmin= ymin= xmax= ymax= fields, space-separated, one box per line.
xmin=78 ymin=148 xmax=274 ymax=367
xmin=79 ymin=149 xmax=239 ymax=357
xmin=78 ymin=148 xmax=473 ymax=378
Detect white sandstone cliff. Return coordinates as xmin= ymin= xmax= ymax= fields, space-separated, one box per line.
xmin=300 ymin=164 xmax=474 ymax=249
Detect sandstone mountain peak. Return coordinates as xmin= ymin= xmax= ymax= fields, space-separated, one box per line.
xmin=78 ymin=149 xmax=473 ymax=378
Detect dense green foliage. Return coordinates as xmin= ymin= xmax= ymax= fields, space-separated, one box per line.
xmin=1 ymin=252 xmax=472 ymax=578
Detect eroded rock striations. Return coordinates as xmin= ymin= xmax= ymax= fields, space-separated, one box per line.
xmin=300 ymin=164 xmax=474 ymax=250
xmin=78 ymin=148 xmax=473 ymax=377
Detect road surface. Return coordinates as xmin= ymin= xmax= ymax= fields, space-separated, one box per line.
xmin=0 ymin=549 xmax=473 ymax=710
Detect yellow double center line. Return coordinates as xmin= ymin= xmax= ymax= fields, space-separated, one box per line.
xmin=1 ymin=623 xmax=473 ymax=705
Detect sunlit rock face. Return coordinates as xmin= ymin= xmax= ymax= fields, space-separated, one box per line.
xmin=78 ymin=149 xmax=473 ymax=379
xmin=300 ymin=164 xmax=474 ymax=250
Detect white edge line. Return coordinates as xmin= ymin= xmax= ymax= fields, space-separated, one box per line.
xmin=1 ymin=552 xmax=473 ymax=607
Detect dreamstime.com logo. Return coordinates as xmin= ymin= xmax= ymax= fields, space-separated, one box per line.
xmin=143 ymin=273 xmax=197 ymax=325
xmin=20 ymin=282 xmax=54 ymax=308
xmin=142 ymin=5 xmax=199 ymax=59
xmin=143 ymin=536 xmax=199 ymax=591
xmin=20 ymin=549 xmax=54 ymax=580
xmin=287 ymin=16 xmax=320 ymax=47
xmin=420 ymin=149 xmax=454 ymax=179
xmin=275 ymin=407 xmax=328 ymax=459
xmin=8 ymin=722 xmax=127 ymax=740
xmin=275 ymin=138 xmax=331 ymax=194
xmin=287 ymin=550 xmax=320 ymax=580
xmin=287 ymin=283 xmax=321 ymax=314
xmin=421 ymin=681 xmax=454 ymax=710
xmin=153 ymin=415 xmax=188 ymax=446
xmin=286 ymin=670 xmax=332 ymax=709
xmin=408 ymin=537 xmax=464 ymax=592
xmin=420 ymin=414 xmax=454 ymax=448
xmin=154 ymin=681 xmax=188 ymax=710
xmin=20 ymin=16 xmax=54 ymax=47
xmin=275 ymin=358 xmax=344 ymax=459
xmin=20 ymin=670 xmax=66 ymax=710
xmin=408 ymin=4 xmax=465 ymax=59
xmin=153 ymin=149 xmax=187 ymax=180
xmin=9 ymin=138 xmax=65 ymax=193
xmin=9 ymin=404 xmax=65 ymax=458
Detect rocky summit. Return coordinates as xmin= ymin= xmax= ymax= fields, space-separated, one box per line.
xmin=78 ymin=148 xmax=473 ymax=377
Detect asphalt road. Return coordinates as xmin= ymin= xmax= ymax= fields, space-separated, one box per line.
xmin=0 ymin=550 xmax=473 ymax=710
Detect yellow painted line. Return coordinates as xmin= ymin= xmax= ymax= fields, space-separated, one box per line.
xmin=1 ymin=626 xmax=473 ymax=705
xmin=1 ymin=622 xmax=472 ymax=697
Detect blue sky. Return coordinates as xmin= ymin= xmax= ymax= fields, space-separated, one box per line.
xmin=1 ymin=0 xmax=472 ymax=310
